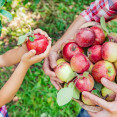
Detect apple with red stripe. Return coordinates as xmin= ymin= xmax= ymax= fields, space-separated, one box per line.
xmin=92 ymin=60 xmax=116 ymax=83
xmin=27 ymin=33 xmax=49 ymax=55
xmin=62 ymin=42 xmax=84 ymax=62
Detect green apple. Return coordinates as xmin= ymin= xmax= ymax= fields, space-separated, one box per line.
xmin=101 ymin=87 xmax=116 ymax=101
xmin=114 ymin=61 xmax=117 ymax=70
xmin=57 ymin=58 xmax=66 ymax=65
xmin=55 ymin=62 xmax=75 ymax=82
xmin=82 ymin=89 xmax=96 ymax=106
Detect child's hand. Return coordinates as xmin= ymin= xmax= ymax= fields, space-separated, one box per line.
xmin=21 ymin=39 xmax=51 ymax=67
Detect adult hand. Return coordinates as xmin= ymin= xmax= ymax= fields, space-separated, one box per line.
xmin=82 ymin=78 xmax=117 ymax=117
xmin=43 ymin=47 xmax=63 ymax=90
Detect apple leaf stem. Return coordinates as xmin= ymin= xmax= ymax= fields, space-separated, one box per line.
xmin=17 ymin=26 xmax=33 ymax=45
xmin=83 ymin=72 xmax=89 ymax=78
xmin=100 ymin=16 xmax=109 ymax=34
xmin=68 ymin=82 xmax=80 ymax=99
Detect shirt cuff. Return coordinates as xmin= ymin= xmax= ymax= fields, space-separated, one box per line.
xmin=80 ymin=10 xmax=93 ymax=22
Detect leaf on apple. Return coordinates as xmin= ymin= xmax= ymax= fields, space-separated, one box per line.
xmin=100 ymin=16 xmax=109 ymax=34
xmin=25 ymin=32 xmax=32 ymax=37
xmin=57 ymin=88 xmax=73 ymax=106
xmin=17 ymin=35 xmax=27 ymax=45
xmin=17 ymin=31 xmax=33 ymax=45
xmin=68 ymin=82 xmax=80 ymax=99
xmin=83 ymin=72 xmax=89 ymax=78
xmin=94 ymin=81 xmax=103 ymax=91
xmin=92 ymin=89 xmax=101 ymax=97
xmin=29 ymin=37 xmax=35 ymax=42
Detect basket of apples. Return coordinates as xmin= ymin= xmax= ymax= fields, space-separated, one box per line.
xmin=55 ymin=17 xmax=117 ymax=112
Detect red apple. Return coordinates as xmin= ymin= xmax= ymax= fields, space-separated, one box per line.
xmin=101 ymin=87 xmax=116 ymax=101
xmin=91 ymin=26 xmax=105 ymax=45
xmin=87 ymin=45 xmax=102 ymax=63
xmin=27 ymin=33 xmax=48 ymax=55
xmin=70 ymin=53 xmax=90 ymax=73
xmin=92 ymin=60 xmax=116 ymax=83
xmin=55 ymin=62 xmax=75 ymax=82
xmin=61 ymin=40 xmax=75 ymax=51
xmin=62 ymin=42 xmax=83 ymax=62
xmin=75 ymin=28 xmax=95 ymax=47
xmin=74 ymin=74 xmax=94 ymax=92
xmin=108 ymin=32 xmax=117 ymax=43
xmin=101 ymin=42 xmax=117 ymax=62
xmin=82 ymin=89 xmax=96 ymax=106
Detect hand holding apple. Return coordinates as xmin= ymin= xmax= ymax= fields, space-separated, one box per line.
xmin=27 ymin=29 xmax=51 ymax=55
xmin=82 ymin=78 xmax=117 ymax=117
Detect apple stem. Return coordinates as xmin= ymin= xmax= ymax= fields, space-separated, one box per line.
xmin=28 ymin=25 xmax=32 ymax=32
xmin=103 ymin=94 xmax=109 ymax=100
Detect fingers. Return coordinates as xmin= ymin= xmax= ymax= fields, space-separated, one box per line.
xmin=51 ymin=77 xmax=63 ymax=83
xmin=30 ymin=40 xmax=51 ymax=63
xmin=49 ymin=52 xmax=58 ymax=69
xmin=50 ymin=79 xmax=60 ymax=90
xmin=101 ymin=78 xmax=117 ymax=94
xmin=43 ymin=58 xmax=56 ymax=77
xmin=25 ymin=50 xmax=36 ymax=59
xmin=33 ymin=29 xmax=51 ymax=40
xmin=88 ymin=111 xmax=96 ymax=117
xmin=82 ymin=91 xmax=110 ymax=111
xmin=42 ymin=39 xmax=51 ymax=57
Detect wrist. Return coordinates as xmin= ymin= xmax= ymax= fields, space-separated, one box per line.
xmin=52 ymin=42 xmax=62 ymax=52
xmin=19 ymin=62 xmax=30 ymax=69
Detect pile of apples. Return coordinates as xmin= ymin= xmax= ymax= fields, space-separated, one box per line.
xmin=55 ymin=25 xmax=117 ymax=106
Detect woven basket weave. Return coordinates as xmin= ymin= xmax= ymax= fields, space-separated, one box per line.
xmin=58 ymin=21 xmax=103 ymax=112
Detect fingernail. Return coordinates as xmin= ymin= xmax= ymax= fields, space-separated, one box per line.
xmin=82 ymin=91 xmax=87 ymax=96
xmin=31 ymin=49 xmax=36 ymax=53
xmin=101 ymin=78 xmax=108 ymax=83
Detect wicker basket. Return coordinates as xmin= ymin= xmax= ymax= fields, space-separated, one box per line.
xmin=58 ymin=21 xmax=103 ymax=112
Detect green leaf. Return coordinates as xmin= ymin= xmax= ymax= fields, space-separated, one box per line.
xmin=25 ymin=32 xmax=32 ymax=37
xmin=57 ymin=88 xmax=73 ymax=106
xmin=23 ymin=0 xmax=29 ymax=5
xmin=6 ymin=0 xmax=12 ymax=2
xmin=0 ymin=0 xmax=5 ymax=7
xmin=100 ymin=16 xmax=109 ymax=34
xmin=83 ymin=72 xmax=89 ymax=78
xmin=0 ymin=21 xmax=2 ymax=36
xmin=34 ymin=0 xmax=40 ymax=4
xmin=68 ymin=82 xmax=80 ymax=99
xmin=0 ymin=9 xmax=12 ymax=21
xmin=17 ymin=35 xmax=27 ymax=45
xmin=94 ymin=81 xmax=103 ymax=91
xmin=92 ymin=90 xmax=101 ymax=97
xmin=29 ymin=37 xmax=34 ymax=42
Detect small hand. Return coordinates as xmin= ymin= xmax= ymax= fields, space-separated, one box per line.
xmin=21 ymin=38 xmax=51 ymax=67
xmin=21 ymin=28 xmax=51 ymax=53
xmin=82 ymin=78 xmax=117 ymax=117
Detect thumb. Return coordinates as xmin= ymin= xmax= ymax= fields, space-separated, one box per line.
xmin=26 ymin=49 xmax=36 ymax=59
xmin=49 ymin=52 xmax=58 ymax=69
